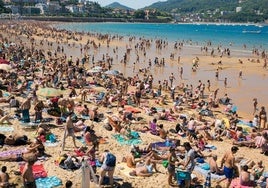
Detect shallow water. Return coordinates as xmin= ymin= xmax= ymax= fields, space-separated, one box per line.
xmin=56 ymin=23 xmax=268 ymax=119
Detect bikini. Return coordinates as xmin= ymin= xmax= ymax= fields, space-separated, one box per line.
xmin=146 ymin=164 xmax=153 ymax=173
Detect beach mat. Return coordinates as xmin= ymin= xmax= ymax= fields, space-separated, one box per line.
xmin=113 ymin=134 xmax=141 ymax=145
xmin=35 ymin=176 xmax=62 ymax=188
xmin=19 ymin=163 xmax=47 ymax=179
xmin=117 ymin=163 xmax=142 ymax=179
xmin=0 ymin=126 xmax=14 ymax=132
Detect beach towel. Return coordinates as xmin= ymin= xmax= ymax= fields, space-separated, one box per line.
xmin=44 ymin=141 xmax=59 ymax=147
xmin=204 ymin=144 xmax=217 ymax=150
xmin=0 ymin=126 xmax=14 ymax=132
xmin=230 ymin=177 xmax=255 ymax=188
xmin=222 ymin=118 xmax=230 ymax=128
xmin=76 ymin=136 xmax=107 ymax=145
xmin=194 ymin=164 xmax=225 ymax=180
xmin=0 ymin=148 xmax=27 ymax=158
xmin=117 ymin=163 xmax=142 ymax=179
xmin=20 ymin=121 xmax=39 ymax=128
xmin=35 ymin=176 xmax=62 ymax=188
xmin=113 ymin=134 xmax=141 ymax=145
xmin=19 ymin=163 xmax=47 ymax=179
xmin=124 ymin=106 xmax=141 ymax=113
xmin=151 ymin=141 xmax=175 ymax=149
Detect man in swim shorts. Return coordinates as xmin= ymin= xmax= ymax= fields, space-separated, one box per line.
xmin=220 ymin=146 xmax=239 ymax=187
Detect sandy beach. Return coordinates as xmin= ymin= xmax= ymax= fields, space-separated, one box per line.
xmin=0 ymin=20 xmax=267 ymax=188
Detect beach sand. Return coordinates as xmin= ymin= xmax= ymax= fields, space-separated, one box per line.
xmin=0 ymin=20 xmax=267 ymax=188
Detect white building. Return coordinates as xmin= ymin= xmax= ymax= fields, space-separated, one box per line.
xmin=35 ymin=3 xmax=48 ymax=14
xmin=236 ymin=7 xmax=242 ymax=13
xmin=65 ymin=5 xmax=79 ymax=13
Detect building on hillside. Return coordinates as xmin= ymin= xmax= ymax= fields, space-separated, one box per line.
xmin=35 ymin=3 xmax=48 ymax=14
xmin=236 ymin=7 xmax=242 ymax=13
xmin=65 ymin=4 xmax=79 ymax=13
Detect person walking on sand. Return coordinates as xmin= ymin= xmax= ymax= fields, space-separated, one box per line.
xmin=22 ymin=160 xmax=37 ymax=188
xmin=224 ymin=77 xmax=227 ymax=88
xmin=253 ymin=98 xmax=258 ymax=115
xmin=169 ymin=73 xmax=175 ymax=87
xmin=62 ymin=113 xmax=78 ymax=151
xmin=218 ymin=146 xmax=239 ymax=188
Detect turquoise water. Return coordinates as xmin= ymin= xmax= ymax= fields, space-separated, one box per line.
xmin=55 ymin=22 xmax=268 ymax=49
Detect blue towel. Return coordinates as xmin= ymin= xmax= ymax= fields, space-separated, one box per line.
xmin=35 ymin=176 xmax=62 ymax=188
xmin=194 ymin=164 xmax=224 ymax=180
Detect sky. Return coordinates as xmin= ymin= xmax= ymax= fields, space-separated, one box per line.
xmin=93 ymin=0 xmax=165 ymax=10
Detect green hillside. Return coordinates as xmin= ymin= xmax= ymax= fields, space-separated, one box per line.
xmin=146 ymin=0 xmax=268 ymax=22
xmin=105 ymin=2 xmax=134 ymax=10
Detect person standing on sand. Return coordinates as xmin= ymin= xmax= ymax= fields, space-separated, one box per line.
xmin=62 ymin=113 xmax=78 ymax=150
xmin=180 ymin=67 xmax=183 ymax=79
xmin=21 ymin=96 xmax=32 ymax=123
xmin=224 ymin=77 xmax=227 ymax=88
xmin=169 ymin=73 xmax=175 ymax=87
xmin=259 ymin=106 xmax=267 ymax=130
xmin=215 ymin=69 xmax=219 ymax=80
xmin=239 ymin=70 xmax=243 ymax=78
xmin=253 ymin=98 xmax=258 ymax=115
xmin=22 ymin=160 xmax=36 ymax=188
xmin=214 ymin=88 xmax=219 ymax=101
xmin=0 ymin=166 xmax=10 ymax=187
xmin=167 ymin=147 xmax=179 ymax=187
xmin=178 ymin=142 xmax=196 ymax=188
xmin=207 ymin=80 xmax=211 ymax=92
xmin=218 ymin=146 xmax=239 ymax=188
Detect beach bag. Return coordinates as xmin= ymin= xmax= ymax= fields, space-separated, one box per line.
xmin=104 ymin=123 xmax=113 ymax=131
xmin=105 ymin=153 xmax=116 ymax=167
xmin=49 ymin=134 xmax=56 ymax=143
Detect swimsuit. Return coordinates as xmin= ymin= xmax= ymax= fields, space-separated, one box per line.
xmin=24 ymin=181 xmax=37 ymax=188
xmin=16 ymin=153 xmax=23 ymax=162
xmin=146 ymin=164 xmax=153 ymax=173
xmin=224 ymin=166 xmax=234 ymax=179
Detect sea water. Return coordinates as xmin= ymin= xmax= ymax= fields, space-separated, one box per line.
xmin=55 ymin=22 xmax=268 ymax=49
xmin=54 ymin=22 xmax=268 ymax=118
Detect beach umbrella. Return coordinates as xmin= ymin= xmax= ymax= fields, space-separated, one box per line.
xmin=87 ymin=66 xmax=103 ymax=73
xmin=0 ymin=64 xmax=12 ymax=71
xmin=0 ymin=59 xmax=10 ymax=65
xmin=36 ymin=87 xmax=67 ymax=97
xmin=104 ymin=70 xmax=120 ymax=76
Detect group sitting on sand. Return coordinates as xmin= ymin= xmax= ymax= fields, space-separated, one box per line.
xmin=0 ymin=20 xmax=267 ymax=188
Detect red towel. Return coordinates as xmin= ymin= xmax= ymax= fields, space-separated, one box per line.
xmin=19 ymin=163 xmax=47 ymax=179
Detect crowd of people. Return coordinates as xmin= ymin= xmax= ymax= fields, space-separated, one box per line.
xmin=0 ymin=20 xmax=267 ymax=188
